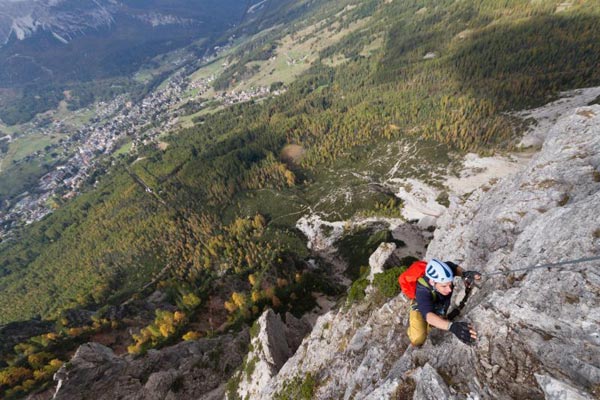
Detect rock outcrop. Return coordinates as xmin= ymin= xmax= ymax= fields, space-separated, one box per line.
xmin=244 ymin=105 xmax=600 ymax=399
xmin=367 ymin=242 xmax=397 ymax=283
xmin=0 ymin=318 xmax=53 ymax=356
xmin=233 ymin=310 xmax=311 ymax=399
xmin=53 ymin=331 xmax=249 ymax=400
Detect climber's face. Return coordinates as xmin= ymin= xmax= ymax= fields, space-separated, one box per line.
xmin=433 ymin=281 xmax=453 ymax=296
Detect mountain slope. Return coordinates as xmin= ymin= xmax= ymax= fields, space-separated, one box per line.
xmin=235 ymin=102 xmax=600 ymax=399
xmin=2 ymin=1 xmax=600 ymax=398
xmin=0 ymin=0 xmax=253 ymax=124
xmin=1 ymin=0 xmax=600 ymax=336
xmin=49 ymin=101 xmax=600 ymax=399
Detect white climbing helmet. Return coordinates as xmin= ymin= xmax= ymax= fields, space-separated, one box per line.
xmin=425 ymin=259 xmax=454 ymax=283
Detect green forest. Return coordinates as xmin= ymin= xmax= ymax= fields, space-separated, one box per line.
xmin=1 ymin=0 xmax=600 ymax=397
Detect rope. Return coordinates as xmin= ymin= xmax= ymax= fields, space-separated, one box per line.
xmin=482 ymin=255 xmax=600 ymax=277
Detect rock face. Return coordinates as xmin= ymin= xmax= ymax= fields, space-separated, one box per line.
xmin=0 ymin=0 xmax=115 ymax=45
xmin=535 ymin=373 xmax=593 ymax=400
xmin=367 ymin=242 xmax=397 ymax=282
xmin=234 ymin=310 xmax=311 ymax=400
xmin=424 ymin=104 xmax=600 ymax=398
xmin=53 ymin=331 xmax=249 ymax=400
xmin=245 ymin=105 xmax=600 ymax=399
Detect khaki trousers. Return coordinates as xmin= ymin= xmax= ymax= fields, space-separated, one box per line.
xmin=407 ymin=308 xmax=430 ymax=346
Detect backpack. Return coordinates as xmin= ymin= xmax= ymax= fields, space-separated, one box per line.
xmin=398 ymin=260 xmax=433 ymax=300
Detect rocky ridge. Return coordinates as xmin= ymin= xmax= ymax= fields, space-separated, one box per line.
xmin=52 ymin=330 xmax=249 ymax=400
xmin=233 ymin=104 xmax=600 ymax=399
xmin=234 ymin=310 xmax=311 ymax=400
xmin=0 ymin=0 xmax=220 ymax=47
xmin=0 ymin=0 xmax=115 ymax=45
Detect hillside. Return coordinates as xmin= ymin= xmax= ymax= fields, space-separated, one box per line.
xmin=47 ymin=99 xmax=600 ymax=399
xmin=1 ymin=0 xmax=600 ymax=398
xmin=231 ymin=101 xmax=600 ymax=400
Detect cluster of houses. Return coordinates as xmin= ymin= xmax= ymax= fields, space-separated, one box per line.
xmin=189 ymin=75 xmax=215 ymax=90
xmin=0 ymin=55 xmax=286 ymax=240
xmin=215 ymin=86 xmax=274 ymax=106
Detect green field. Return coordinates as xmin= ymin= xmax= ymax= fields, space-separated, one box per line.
xmin=232 ymin=16 xmax=373 ymax=92
xmin=114 ymin=140 xmax=133 ymax=156
xmin=69 ymin=109 xmax=96 ymax=126
xmin=189 ymin=58 xmax=224 ymax=82
xmin=2 ymin=134 xmax=62 ymax=165
xmin=0 ymin=122 xmax=20 ymax=136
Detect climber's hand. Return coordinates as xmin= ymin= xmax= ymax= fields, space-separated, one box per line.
xmin=463 ymin=270 xmax=482 ymax=288
xmin=449 ymin=321 xmax=477 ymax=345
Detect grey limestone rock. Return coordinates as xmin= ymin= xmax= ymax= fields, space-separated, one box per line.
xmin=283 ymin=312 xmax=312 ymax=353
xmin=368 ymin=242 xmax=397 ymax=282
xmin=235 ymin=309 xmax=312 ymax=399
xmin=53 ymin=332 xmax=248 ymax=400
xmin=424 ymin=105 xmax=600 ymax=398
xmin=260 ymin=309 xmax=291 ymax=370
xmin=413 ymin=363 xmax=454 ymax=400
xmin=535 ymin=373 xmax=594 ymax=400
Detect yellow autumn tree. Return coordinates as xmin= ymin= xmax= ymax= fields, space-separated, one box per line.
xmin=182 ymin=292 xmax=201 ymax=310
xmin=182 ymin=331 xmax=201 ymax=341
xmin=248 ymin=274 xmax=257 ymax=286
xmin=224 ymin=300 xmax=238 ymax=313
xmin=0 ymin=367 xmax=33 ymax=386
xmin=231 ymin=292 xmax=246 ymax=309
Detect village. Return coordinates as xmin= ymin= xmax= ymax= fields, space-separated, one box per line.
xmin=0 ymin=61 xmax=284 ymax=240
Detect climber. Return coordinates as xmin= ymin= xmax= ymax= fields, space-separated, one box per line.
xmin=407 ymin=259 xmax=481 ymax=346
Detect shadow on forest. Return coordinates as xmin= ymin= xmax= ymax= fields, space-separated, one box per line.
xmin=450 ymin=14 xmax=600 ymax=109
xmin=378 ymin=13 xmax=600 ymax=110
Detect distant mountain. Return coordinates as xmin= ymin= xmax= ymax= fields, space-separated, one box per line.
xmin=0 ymin=0 xmax=115 ymax=46
xmin=0 ymin=0 xmax=251 ymax=88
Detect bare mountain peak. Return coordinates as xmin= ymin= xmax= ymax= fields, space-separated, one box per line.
xmin=0 ymin=0 xmax=214 ymax=46
xmin=0 ymin=0 xmax=115 ymax=45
